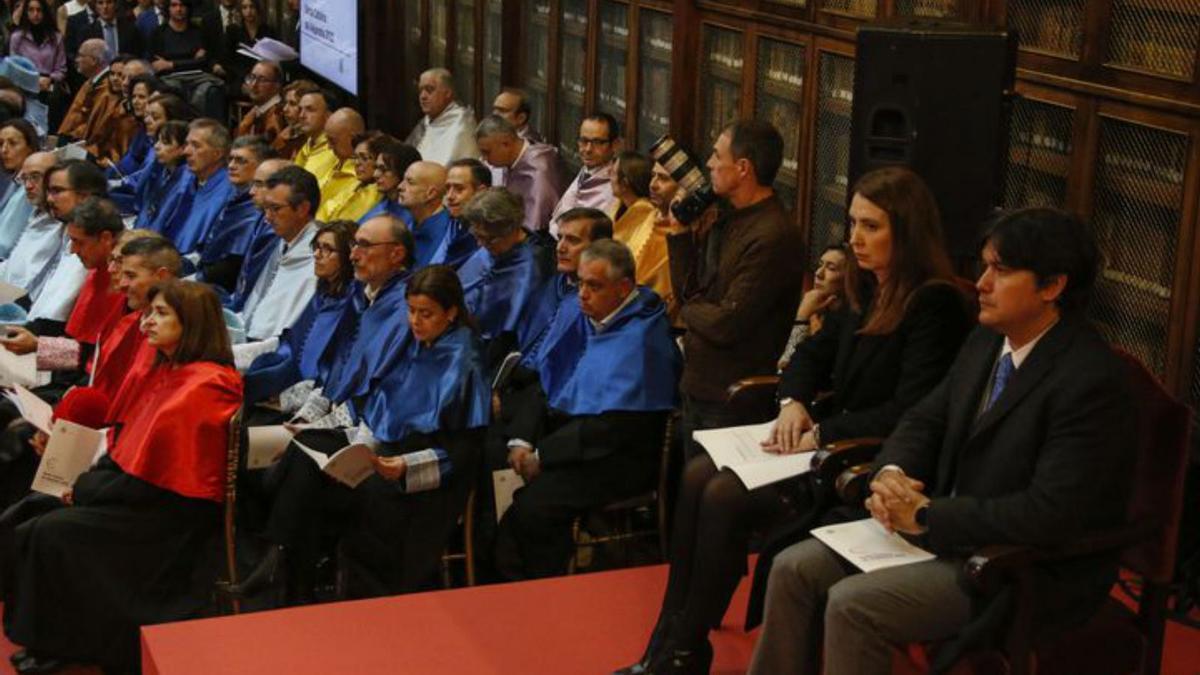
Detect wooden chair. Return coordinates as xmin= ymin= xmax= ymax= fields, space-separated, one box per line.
xmin=214 ymin=407 xmax=245 ymax=615
xmin=440 ymin=488 xmax=477 ymax=588
xmin=882 ymin=350 xmax=1192 ymax=675
xmin=567 ymin=413 xmax=676 ymax=573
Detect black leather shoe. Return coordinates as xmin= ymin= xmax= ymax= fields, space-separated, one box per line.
xmin=613 ymin=612 xmax=678 ymax=675
xmin=14 ymin=653 xmax=65 ymax=675
xmin=222 ymin=544 xmax=286 ymax=598
xmin=646 ymin=638 xmax=713 ymax=675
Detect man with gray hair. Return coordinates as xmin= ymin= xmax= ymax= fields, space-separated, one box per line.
xmin=157 ymin=118 xmax=237 ymax=257
xmin=456 ymin=188 xmax=554 ymax=361
xmin=57 ymin=38 xmax=112 ymax=141
xmin=405 ymin=68 xmax=480 ymax=166
xmin=476 ymin=114 xmax=564 ymax=234
xmin=492 ymin=238 xmax=681 ymax=579
xmin=194 ymin=135 xmax=278 ymax=291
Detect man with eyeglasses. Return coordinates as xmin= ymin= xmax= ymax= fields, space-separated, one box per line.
xmin=405 ymin=68 xmax=480 ymax=167
xmin=223 ymin=157 xmax=291 ymax=311
xmin=0 ymin=153 xmax=68 ymax=308
xmin=238 ymin=165 xmax=320 ymax=341
xmin=193 ymin=135 xmax=277 ymax=292
xmin=313 ymin=108 xmax=364 ymax=220
xmin=456 ymin=188 xmax=555 ymax=366
xmin=236 ymin=61 xmax=286 ymax=148
xmin=475 ymin=114 xmax=564 ymax=235
xmin=317 ymin=131 xmax=382 ymax=224
xmin=549 ymin=113 xmax=620 ymax=238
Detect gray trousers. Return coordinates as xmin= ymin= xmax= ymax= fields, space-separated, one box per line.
xmin=748 ymin=537 xmax=974 ymax=675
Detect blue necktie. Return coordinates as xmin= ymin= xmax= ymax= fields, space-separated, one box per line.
xmin=103 ymin=23 xmax=118 ymax=56
xmin=987 ymin=352 xmax=1015 ymax=410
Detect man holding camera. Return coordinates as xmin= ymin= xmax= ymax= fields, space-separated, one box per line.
xmin=667 ymin=120 xmax=803 ymax=457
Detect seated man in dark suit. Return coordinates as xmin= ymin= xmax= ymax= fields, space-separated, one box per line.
xmin=493 ymin=240 xmax=680 ymax=580
xmin=749 ymin=207 xmax=1136 ymax=675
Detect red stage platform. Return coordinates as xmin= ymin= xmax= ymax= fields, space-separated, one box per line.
xmin=141 ymin=564 xmax=760 ymax=675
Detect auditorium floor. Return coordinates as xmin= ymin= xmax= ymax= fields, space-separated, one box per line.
xmin=0 ymin=568 xmax=1195 ymax=674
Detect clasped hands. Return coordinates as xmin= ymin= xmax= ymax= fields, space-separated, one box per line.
xmin=866 ymin=468 xmax=930 ymax=536
xmin=761 ymin=401 xmax=818 ymax=454
xmin=507 ymin=444 xmax=541 ymax=481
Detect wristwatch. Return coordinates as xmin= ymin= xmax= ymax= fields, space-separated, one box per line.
xmin=914 ymin=503 xmax=930 ymax=532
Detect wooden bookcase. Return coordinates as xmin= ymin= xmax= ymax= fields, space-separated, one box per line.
xmin=372 ymin=0 xmax=1200 ymax=402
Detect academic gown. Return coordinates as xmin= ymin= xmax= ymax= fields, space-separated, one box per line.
xmin=316 ymin=181 xmax=379 ymax=224
xmin=405 ymin=101 xmax=481 ymax=166
xmin=132 ymin=161 xmax=188 ymax=232
xmin=457 ymin=236 xmax=554 ymax=350
xmin=243 ymin=289 xmax=351 ymax=404
xmin=0 ymin=180 xmax=34 ymax=260
xmin=106 ymin=128 xmax=151 ymax=180
xmin=160 ymin=167 xmax=235 ymax=255
xmin=25 ymin=237 xmax=86 ymax=324
xmin=4 ymin=361 xmax=242 ymax=671
xmin=64 ymin=265 xmax=126 ymax=344
xmin=222 ymin=213 xmax=276 ymax=311
xmin=411 ymin=209 xmax=453 ymax=269
xmin=195 ymin=187 xmax=260 ymax=291
xmin=0 ymin=210 xmax=63 ymax=301
xmin=270 ymin=326 xmax=489 ymax=596
xmin=240 ymin=222 xmax=318 ymax=340
xmin=109 ymin=146 xmax=157 ymax=214
xmin=427 ymin=216 xmax=479 ymax=270
xmin=519 ymin=272 xmax=579 ymax=370
xmin=321 ymin=273 xmax=413 ymax=410
xmin=358 ymin=197 xmax=414 ymax=227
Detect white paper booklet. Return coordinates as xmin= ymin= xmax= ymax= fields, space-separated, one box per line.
xmin=492 ymin=468 xmax=525 ymax=523
xmin=811 ymin=518 xmax=936 ymax=573
xmin=3 ymin=384 xmax=53 ymax=434
xmin=0 ymin=349 xmax=46 ymax=388
xmin=294 ymin=440 xmax=376 ymax=488
xmin=30 ymin=419 xmax=106 ymax=497
xmin=246 ymin=425 xmax=294 ymax=469
xmin=693 ymin=421 xmax=816 ymax=490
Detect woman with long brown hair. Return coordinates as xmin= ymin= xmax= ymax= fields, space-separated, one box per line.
xmin=619 ymin=166 xmax=974 ymax=675
xmin=5 ymin=280 xmax=242 ymax=674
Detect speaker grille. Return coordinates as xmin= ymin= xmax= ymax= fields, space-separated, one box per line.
xmin=1003 ymin=97 xmax=1074 ymax=210
xmin=755 ymin=38 xmax=806 ymax=214
xmin=521 ymin=0 xmax=550 ymax=137
xmin=597 ymin=1 xmax=629 ymax=122
xmin=1089 ymin=117 xmax=1188 ymax=378
xmin=1106 ymin=0 xmax=1200 ymax=80
xmin=894 ymin=0 xmax=961 ymax=19
xmin=637 ymin=9 xmax=673 ymax=153
xmin=484 ymin=0 xmax=503 ymax=106
xmin=807 ymin=52 xmax=855 ymax=272
xmin=699 ymin=26 xmax=744 ymax=152
xmin=558 ymin=0 xmax=589 ymax=175
xmin=456 ymin=0 xmax=477 ymax=106
xmin=1007 ymin=0 xmax=1085 ymax=58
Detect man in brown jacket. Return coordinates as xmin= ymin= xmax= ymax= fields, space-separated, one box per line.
xmin=667 ymin=119 xmax=803 ymax=458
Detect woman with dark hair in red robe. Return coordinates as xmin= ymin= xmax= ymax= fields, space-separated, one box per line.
xmin=4 ymin=280 xmax=242 ymax=674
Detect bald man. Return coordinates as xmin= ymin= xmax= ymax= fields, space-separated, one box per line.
xmin=293 ymin=90 xmax=338 ymax=186
xmin=57 ymin=39 xmax=112 ymax=142
xmin=476 ymin=114 xmax=564 ymax=233
xmin=314 ymin=107 xmax=365 ymax=221
xmin=405 ymin=68 xmax=479 ymax=166
xmin=397 ymin=161 xmax=453 ymax=269
xmin=0 ymin=152 xmax=73 ymax=305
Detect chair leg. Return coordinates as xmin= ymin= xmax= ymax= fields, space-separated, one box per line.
xmin=568 ymin=516 xmax=582 ymax=575
xmin=1140 ymin=583 xmax=1169 ymax=675
xmin=463 ymin=494 xmax=476 ymax=587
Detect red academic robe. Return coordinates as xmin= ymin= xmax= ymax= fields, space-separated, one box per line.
xmin=108 ymin=361 xmax=242 ymax=503
xmin=64 ymin=267 xmax=127 ymax=344
xmin=87 ymin=311 xmax=152 ymax=402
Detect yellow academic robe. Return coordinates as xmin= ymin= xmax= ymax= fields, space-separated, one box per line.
xmin=611 ymin=198 xmax=673 ymax=306
xmin=293 ymin=133 xmax=339 ymax=186
xmin=317 ymin=181 xmax=381 ymax=223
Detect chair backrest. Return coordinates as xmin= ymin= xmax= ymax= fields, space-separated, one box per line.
xmin=1116 ymin=350 xmax=1191 ymax=583
xmin=223 ymin=407 xmax=244 ymax=611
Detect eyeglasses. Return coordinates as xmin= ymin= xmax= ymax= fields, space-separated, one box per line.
xmin=244 ymin=74 xmax=278 ymax=85
xmin=577 ymin=137 xmax=612 ymax=148
xmin=351 ymin=239 xmax=398 ymax=250
xmin=263 ymin=202 xmax=291 ymax=214
xmin=311 ymin=242 xmax=339 ymax=256
xmin=16 ymin=172 xmax=43 ymax=185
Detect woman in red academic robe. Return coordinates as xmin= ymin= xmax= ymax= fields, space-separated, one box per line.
xmin=3 ymin=280 xmax=242 ymax=674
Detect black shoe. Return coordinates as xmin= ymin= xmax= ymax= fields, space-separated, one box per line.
xmin=613 ymin=612 xmax=678 ymax=675
xmin=646 ymin=638 xmax=713 ymax=675
xmin=222 ymin=544 xmax=286 ymax=598
xmin=9 ymin=649 xmax=27 ymax=666
xmin=14 ymin=653 xmax=65 ymax=675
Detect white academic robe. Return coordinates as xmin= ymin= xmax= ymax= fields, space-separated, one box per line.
xmin=405 ymin=101 xmax=481 ymax=166
xmin=0 ymin=210 xmax=65 ymax=302
xmin=240 ymin=221 xmax=318 ymax=341
xmin=27 ymin=236 xmax=87 ymax=323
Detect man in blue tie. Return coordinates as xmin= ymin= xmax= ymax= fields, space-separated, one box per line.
xmin=749 ymin=208 xmax=1137 ymax=675
xmin=83 ymin=0 xmax=143 ymax=63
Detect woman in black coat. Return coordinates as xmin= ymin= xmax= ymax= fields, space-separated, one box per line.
xmin=618 ymin=166 xmax=974 ymax=675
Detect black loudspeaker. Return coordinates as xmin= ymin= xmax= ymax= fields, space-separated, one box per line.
xmin=849 ymin=22 xmax=1016 ymax=259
